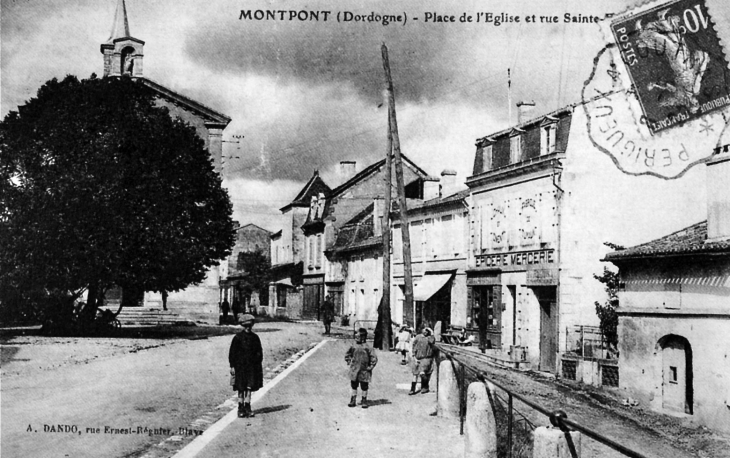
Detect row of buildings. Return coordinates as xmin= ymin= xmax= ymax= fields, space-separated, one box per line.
xmin=221 ymin=100 xmax=729 ymax=434
xmin=85 ymin=0 xmax=730 ymax=439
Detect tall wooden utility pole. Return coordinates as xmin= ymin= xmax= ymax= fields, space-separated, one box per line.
xmin=375 ymin=109 xmax=394 ymax=350
xmin=381 ymin=43 xmax=414 ymax=330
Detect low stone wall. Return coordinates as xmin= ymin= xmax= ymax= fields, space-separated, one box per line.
xmin=560 ymin=355 xmax=619 ymax=388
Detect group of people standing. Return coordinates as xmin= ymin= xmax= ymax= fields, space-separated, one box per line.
xmin=227 ymin=294 xmax=436 ymax=417
xmin=220 ymin=298 xmax=244 ymax=325
xmin=344 ymin=324 xmax=436 ymax=409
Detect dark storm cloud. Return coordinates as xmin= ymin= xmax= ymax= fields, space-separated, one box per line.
xmin=184 ymin=8 xmax=470 ymax=105
xmin=224 ymin=107 xmax=387 ymax=182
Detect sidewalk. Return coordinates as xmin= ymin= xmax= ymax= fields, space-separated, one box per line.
xmin=186 ymin=338 xmax=464 ymax=458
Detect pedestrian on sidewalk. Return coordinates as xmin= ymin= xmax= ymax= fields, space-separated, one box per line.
xmin=229 ymin=314 xmax=263 ymax=418
xmin=221 ymin=299 xmax=230 ymax=324
xmin=409 ymin=327 xmax=435 ymax=395
xmin=322 ymin=294 xmax=335 ymax=335
xmin=395 ymin=326 xmax=412 ymax=365
xmin=345 ymin=328 xmax=378 ymax=409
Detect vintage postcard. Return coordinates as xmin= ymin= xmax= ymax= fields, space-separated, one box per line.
xmin=2 ymin=0 xmax=729 ymax=457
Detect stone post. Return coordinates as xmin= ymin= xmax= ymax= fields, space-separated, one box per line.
xmin=438 ymin=360 xmax=460 ymax=418
xmin=533 ymin=427 xmax=582 ymax=458
xmin=464 ymin=382 xmax=497 ymax=458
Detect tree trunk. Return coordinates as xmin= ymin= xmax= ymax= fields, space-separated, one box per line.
xmin=83 ymin=282 xmax=100 ymax=323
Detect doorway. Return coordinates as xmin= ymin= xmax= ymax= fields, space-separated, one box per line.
xmin=534 ymin=286 xmax=557 ymax=373
xmin=659 ymin=335 xmax=693 ymax=415
xmin=303 ymin=282 xmax=323 ymax=320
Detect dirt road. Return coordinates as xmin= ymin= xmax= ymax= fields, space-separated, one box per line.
xmin=1 ymin=322 xmax=327 ymax=458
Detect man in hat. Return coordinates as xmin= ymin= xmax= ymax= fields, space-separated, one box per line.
xmin=345 ymin=328 xmax=378 ymax=409
xmin=321 ymin=294 xmax=335 ymax=335
xmin=409 ymin=326 xmax=436 ymax=395
xmin=229 ymin=314 xmax=263 ymax=418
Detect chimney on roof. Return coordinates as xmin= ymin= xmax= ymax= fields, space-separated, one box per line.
xmin=423 ymin=176 xmax=440 ymax=200
xmin=339 ymin=161 xmax=357 ymax=180
xmin=516 ymin=101 xmax=536 ymax=125
xmin=706 ymin=146 xmax=730 ymax=242
xmin=440 ymin=169 xmax=458 ymax=197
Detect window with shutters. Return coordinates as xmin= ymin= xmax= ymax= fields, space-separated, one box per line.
xmin=541 ymin=124 xmax=556 ymax=155
xmin=510 ymin=135 xmax=522 ymax=164
xmin=482 ymin=145 xmax=493 ymax=172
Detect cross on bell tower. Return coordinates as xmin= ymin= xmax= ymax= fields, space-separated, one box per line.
xmin=100 ymin=0 xmax=145 ymax=77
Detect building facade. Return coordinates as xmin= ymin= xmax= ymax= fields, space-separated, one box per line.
xmin=391 ymin=189 xmax=470 ymax=332
xmin=267 ymin=171 xmax=331 ymax=318
xmin=466 ymin=107 xmax=572 ymax=372
xmin=219 ymin=223 xmax=272 ymax=315
xmin=101 ymin=0 xmax=231 ymax=320
xmin=465 ymin=100 xmax=708 ymax=373
xmin=319 ymin=155 xmax=430 ymax=325
xmin=328 ymin=203 xmax=384 ymax=325
xmin=605 ymin=150 xmax=730 ymax=433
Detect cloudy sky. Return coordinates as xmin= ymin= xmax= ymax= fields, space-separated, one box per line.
xmin=2 ymin=0 xmax=727 ymax=234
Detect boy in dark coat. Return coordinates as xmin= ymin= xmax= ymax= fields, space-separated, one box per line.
xmin=345 ymin=328 xmax=378 ymax=409
xmin=229 ymin=314 xmax=263 ymax=418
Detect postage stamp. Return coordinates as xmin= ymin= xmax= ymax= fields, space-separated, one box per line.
xmin=582 ymin=0 xmax=730 ymax=179
xmin=609 ymin=0 xmax=730 ymax=134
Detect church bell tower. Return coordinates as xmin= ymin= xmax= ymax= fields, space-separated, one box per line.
xmin=100 ymin=0 xmax=145 ymax=77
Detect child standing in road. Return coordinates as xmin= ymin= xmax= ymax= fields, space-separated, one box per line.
xmin=345 ymin=328 xmax=378 ymax=409
xmin=395 ymin=326 xmax=412 ymax=365
xmin=229 ymin=314 xmax=263 ymax=418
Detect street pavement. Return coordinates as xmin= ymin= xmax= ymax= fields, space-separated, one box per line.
xmin=187 ymin=338 xmax=464 ymax=458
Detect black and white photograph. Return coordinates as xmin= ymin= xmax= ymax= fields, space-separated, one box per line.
xmin=2 ymin=0 xmax=729 ymax=457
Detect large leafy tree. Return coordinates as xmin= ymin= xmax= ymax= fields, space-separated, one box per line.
xmin=0 ymin=75 xmax=235 ymax=325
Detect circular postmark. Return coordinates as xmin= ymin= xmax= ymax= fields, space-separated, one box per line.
xmin=582 ymin=0 xmax=730 ymax=179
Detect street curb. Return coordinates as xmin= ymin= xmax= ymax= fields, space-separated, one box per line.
xmin=137 ymin=340 xmax=324 ymax=458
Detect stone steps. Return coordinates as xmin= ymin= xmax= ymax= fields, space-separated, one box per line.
xmin=99 ymin=307 xmax=194 ymax=327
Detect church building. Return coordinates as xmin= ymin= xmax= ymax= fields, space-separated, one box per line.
xmin=101 ymin=0 xmax=232 ymax=319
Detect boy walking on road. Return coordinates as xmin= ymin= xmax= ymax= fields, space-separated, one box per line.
xmin=409 ymin=327 xmax=435 ymax=395
xmin=345 ymin=328 xmax=378 ymax=409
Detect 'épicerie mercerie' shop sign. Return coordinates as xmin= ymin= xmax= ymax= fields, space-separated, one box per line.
xmin=475 ymin=249 xmax=555 ymax=268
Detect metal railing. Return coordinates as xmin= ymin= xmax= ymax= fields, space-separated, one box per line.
xmin=438 ymin=344 xmax=649 ymax=458
xmin=564 ymin=325 xmax=614 ymax=359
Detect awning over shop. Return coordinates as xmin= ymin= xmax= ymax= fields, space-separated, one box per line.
xmin=275 ymin=278 xmax=294 ymax=288
xmin=413 ymin=273 xmax=452 ymax=302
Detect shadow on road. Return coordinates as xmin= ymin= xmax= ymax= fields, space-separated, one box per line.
xmin=365 ymin=399 xmax=392 ymax=407
xmin=253 ymin=404 xmax=292 ymax=415
xmin=0 ymin=346 xmax=30 ymax=365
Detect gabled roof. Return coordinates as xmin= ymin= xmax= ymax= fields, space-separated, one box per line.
xmin=236 ymin=223 xmax=272 ymax=234
xmin=280 ymin=171 xmax=331 ymax=212
xmin=138 ymin=77 xmax=231 ymax=127
xmin=329 ymin=153 xmax=429 ymax=199
xmin=604 ymin=221 xmax=730 ymax=262
xmin=330 ymin=203 xmax=377 ymax=253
